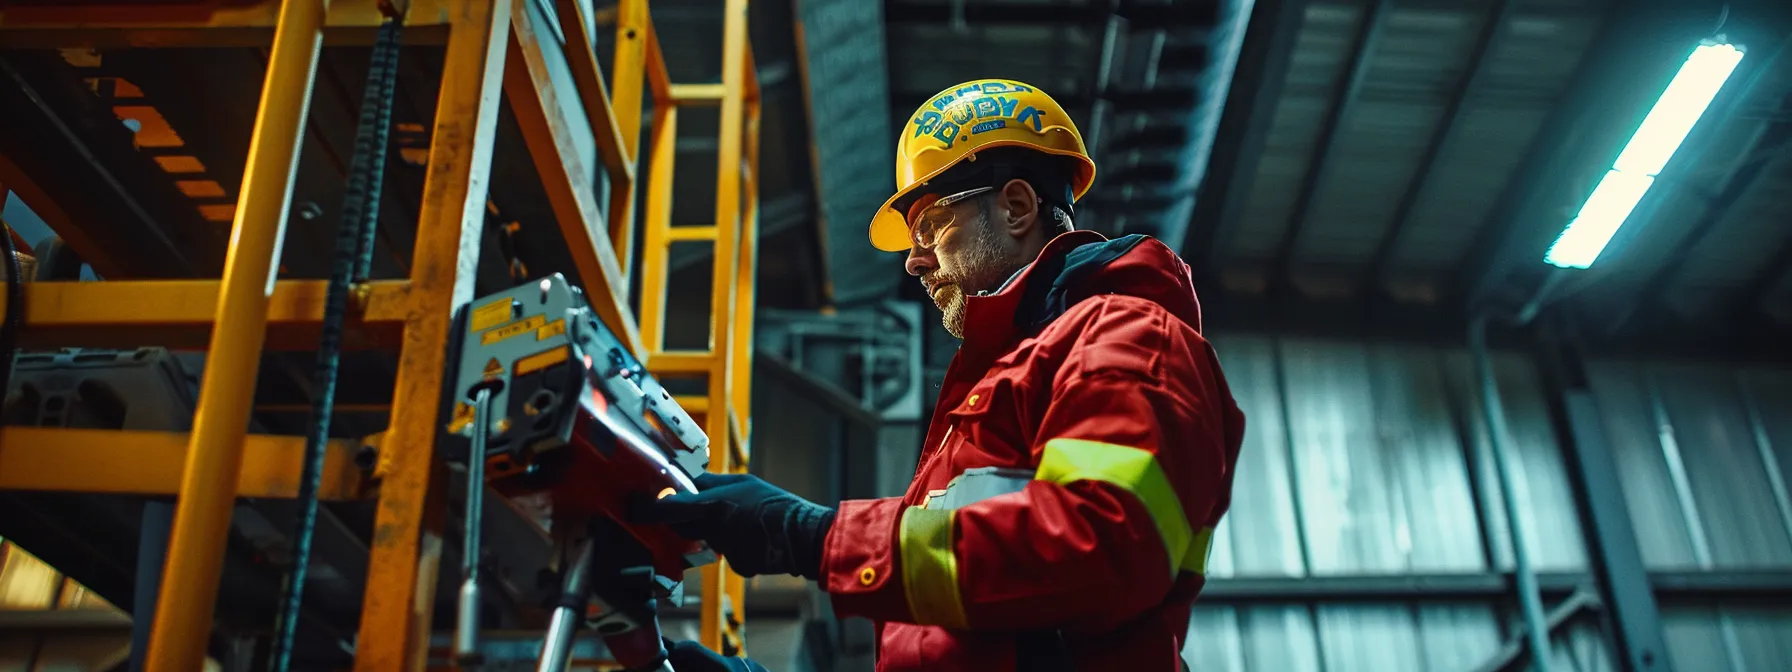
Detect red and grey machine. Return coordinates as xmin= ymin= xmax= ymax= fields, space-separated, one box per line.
xmin=443 ymin=274 xmax=714 ymax=671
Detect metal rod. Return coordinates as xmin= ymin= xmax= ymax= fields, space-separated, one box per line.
xmin=457 ymin=386 xmax=494 ymax=665
xmin=269 ymin=19 xmax=402 ymax=672
xmin=1737 ymin=373 xmax=1792 ymax=547
xmin=1082 ymin=11 xmax=1124 ymax=159
xmin=1467 ymin=315 xmax=1550 ymax=672
xmin=1269 ymin=0 xmax=1391 ymax=295
xmin=538 ymin=537 xmax=598 ymax=672
xmin=1643 ymin=368 xmax=1712 ymax=567
xmin=1366 ymin=0 xmax=1512 ymax=292
xmin=1645 ymin=368 xmax=1747 ymax=672
xmin=351 ymin=1 xmax=510 ymax=668
xmin=697 ymin=0 xmax=750 ymax=653
xmin=145 ymin=1 xmax=327 ymax=669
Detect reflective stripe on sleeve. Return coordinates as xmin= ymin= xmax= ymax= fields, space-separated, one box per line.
xmin=1035 ymin=438 xmax=1214 ymax=577
xmin=924 ymin=466 xmax=1034 ymax=510
xmin=898 ymin=506 xmax=970 ymax=628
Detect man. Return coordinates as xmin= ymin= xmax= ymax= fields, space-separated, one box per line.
xmin=640 ymin=78 xmax=1245 ymax=671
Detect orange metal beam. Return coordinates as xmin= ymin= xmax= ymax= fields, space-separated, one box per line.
xmin=0 ymin=0 xmax=453 ymax=48
xmin=733 ymin=95 xmax=761 ymax=445
xmin=0 ymin=279 xmax=410 ymax=350
xmin=611 ymin=0 xmax=651 ymax=159
xmin=355 ymin=0 xmax=510 ymax=669
xmin=146 ymin=0 xmax=328 ymax=667
xmin=639 ymin=105 xmax=679 ymax=354
xmin=0 ymin=427 xmax=370 ymax=500
xmin=506 ymin=1 xmax=645 ymax=359
xmin=669 ymin=83 xmax=727 ymax=104
xmin=644 ymin=22 xmax=672 ymax=106
xmin=552 ymin=0 xmax=639 ymax=282
xmin=697 ymin=0 xmax=751 ymax=653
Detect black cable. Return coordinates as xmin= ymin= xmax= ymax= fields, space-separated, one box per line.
xmin=0 ymin=217 xmax=21 ymax=407
xmin=268 ymin=17 xmax=403 ymax=672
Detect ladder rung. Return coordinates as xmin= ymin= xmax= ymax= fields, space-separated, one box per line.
xmin=674 ymin=395 xmax=708 ymax=414
xmin=0 ymin=279 xmax=411 ymax=350
xmin=0 ymin=427 xmax=370 ymax=500
xmin=667 ymin=225 xmax=718 ymax=241
xmin=669 ymin=83 xmax=727 ymax=104
xmin=651 ymin=351 xmax=715 ymax=373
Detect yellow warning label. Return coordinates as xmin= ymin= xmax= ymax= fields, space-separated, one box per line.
xmin=515 ymin=346 xmax=570 ymax=377
xmin=481 ymin=314 xmax=546 ymax=346
xmin=536 ymin=318 xmax=567 ymax=341
xmin=481 ymin=357 xmax=504 ymax=379
xmin=470 ymin=298 xmax=513 ymax=333
xmin=447 ymin=402 xmax=475 ymax=434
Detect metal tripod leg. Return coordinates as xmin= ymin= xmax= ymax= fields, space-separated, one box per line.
xmin=538 ymin=536 xmax=597 ymax=672
xmin=455 ymin=387 xmax=494 ymax=665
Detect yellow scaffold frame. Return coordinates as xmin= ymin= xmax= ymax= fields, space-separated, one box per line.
xmin=0 ymin=0 xmax=761 ymax=668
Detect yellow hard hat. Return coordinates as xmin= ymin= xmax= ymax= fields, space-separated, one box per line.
xmin=868 ymin=79 xmax=1097 ymax=252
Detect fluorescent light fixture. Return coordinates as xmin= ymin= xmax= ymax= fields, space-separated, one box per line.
xmin=1544 ymin=41 xmax=1745 ymax=269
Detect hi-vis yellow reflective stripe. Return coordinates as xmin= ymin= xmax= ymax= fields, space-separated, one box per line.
xmin=898 ymin=507 xmax=970 ymax=628
xmin=1036 ymin=438 xmax=1215 ymax=576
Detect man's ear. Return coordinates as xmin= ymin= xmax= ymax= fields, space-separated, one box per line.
xmin=997 ymin=178 xmax=1039 ymax=239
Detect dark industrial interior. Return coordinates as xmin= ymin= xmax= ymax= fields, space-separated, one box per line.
xmin=1 ymin=0 xmax=1790 ymax=670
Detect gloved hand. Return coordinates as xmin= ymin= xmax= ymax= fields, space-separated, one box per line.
xmin=631 ymin=473 xmax=834 ymax=580
xmin=663 ymin=638 xmax=768 ymax=672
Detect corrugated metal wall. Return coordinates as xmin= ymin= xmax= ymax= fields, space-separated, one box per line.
xmin=1184 ymin=334 xmax=1792 ymax=671
xmin=1586 ymin=359 xmax=1792 ymax=671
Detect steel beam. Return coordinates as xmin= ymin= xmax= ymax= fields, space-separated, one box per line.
xmin=0 ymin=279 xmax=410 ymax=350
xmin=1366 ymin=0 xmax=1514 ymax=293
xmin=0 ymin=428 xmax=370 ymax=500
xmin=1471 ymin=588 xmax=1604 ymax=672
xmin=1192 ymin=570 xmax=1792 ymax=604
xmin=506 ymin=0 xmax=646 ymax=357
xmin=145 ymin=0 xmax=329 ymax=665
xmin=1185 ymin=0 xmax=1307 ymax=273
xmin=884 ymin=0 xmax=1217 ymax=26
xmin=1270 ymin=0 xmax=1390 ymax=296
xmin=553 ymin=0 xmax=640 ymax=281
xmin=0 ymin=53 xmax=208 ymax=279
xmin=355 ymin=0 xmax=510 ymax=669
xmin=1536 ymin=327 xmax=1672 ymax=672
xmin=0 ymin=0 xmax=453 ymax=48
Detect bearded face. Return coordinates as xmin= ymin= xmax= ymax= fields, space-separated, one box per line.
xmin=916 ymin=199 xmax=1025 ymax=338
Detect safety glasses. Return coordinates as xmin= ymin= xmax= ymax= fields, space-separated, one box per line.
xmin=908 ymin=186 xmax=994 ymax=250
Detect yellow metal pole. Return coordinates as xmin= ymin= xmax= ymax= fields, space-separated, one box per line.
xmin=639 ymin=104 xmax=678 ymax=354
xmin=506 ymin=1 xmax=645 ymax=357
xmin=611 ymin=0 xmax=649 ymax=160
xmin=732 ymin=91 xmax=761 ymax=433
xmin=700 ymin=0 xmax=750 ymax=654
xmin=721 ymin=36 xmax=762 ymax=660
xmin=354 ymin=0 xmax=511 ymax=669
xmin=552 ymin=0 xmax=638 ymax=281
xmin=144 ymin=1 xmax=328 ymax=669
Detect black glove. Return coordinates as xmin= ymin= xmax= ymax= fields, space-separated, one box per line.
xmin=663 ymin=638 xmax=768 ymax=672
xmin=631 ymin=473 xmax=834 ymax=580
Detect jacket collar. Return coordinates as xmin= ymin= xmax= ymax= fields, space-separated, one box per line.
xmin=956 ymin=230 xmax=1109 ymax=365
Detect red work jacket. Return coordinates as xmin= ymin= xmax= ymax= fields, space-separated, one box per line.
xmin=819 ymin=231 xmax=1246 ymax=671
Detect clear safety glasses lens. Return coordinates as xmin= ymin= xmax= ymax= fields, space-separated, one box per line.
xmin=910 ymin=186 xmax=994 ymax=249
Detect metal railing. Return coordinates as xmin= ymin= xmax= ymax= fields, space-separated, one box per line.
xmin=0 ymin=0 xmax=761 ymax=666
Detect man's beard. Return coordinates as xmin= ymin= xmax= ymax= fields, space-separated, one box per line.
xmin=931 ymin=212 xmax=1017 ymax=339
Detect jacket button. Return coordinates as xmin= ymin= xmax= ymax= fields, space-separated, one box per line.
xmin=858 ymin=566 xmax=877 ymax=585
